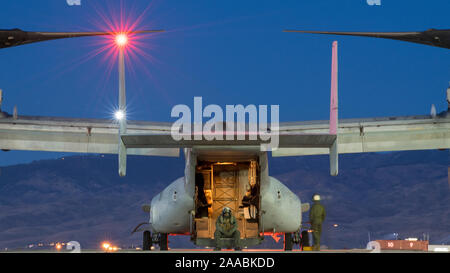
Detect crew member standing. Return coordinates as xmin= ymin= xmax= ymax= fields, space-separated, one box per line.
xmin=309 ymin=193 xmax=326 ymax=251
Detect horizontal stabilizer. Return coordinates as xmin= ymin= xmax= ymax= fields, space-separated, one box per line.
xmin=121 ymin=133 xmax=337 ymax=149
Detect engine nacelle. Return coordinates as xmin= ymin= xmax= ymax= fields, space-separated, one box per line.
xmin=150 ymin=177 xmax=194 ymax=234
xmin=260 ymin=176 xmax=302 ymax=233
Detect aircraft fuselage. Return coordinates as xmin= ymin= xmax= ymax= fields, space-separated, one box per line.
xmin=147 ymin=148 xmax=303 ymax=248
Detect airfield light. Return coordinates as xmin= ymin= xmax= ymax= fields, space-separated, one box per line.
xmin=101 ymin=242 xmax=120 ymax=252
xmin=115 ymin=34 xmax=128 ymax=47
xmin=102 ymin=242 xmax=111 ymax=250
xmin=55 ymin=243 xmax=62 ymax=251
xmin=114 ymin=110 xmax=125 ymax=120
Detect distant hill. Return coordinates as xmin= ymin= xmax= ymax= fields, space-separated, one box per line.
xmin=0 ymin=150 xmax=448 ymax=250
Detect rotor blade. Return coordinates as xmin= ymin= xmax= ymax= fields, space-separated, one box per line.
xmin=36 ymin=30 xmax=164 ymax=38
xmin=0 ymin=29 xmax=164 ymax=49
xmin=284 ymin=29 xmax=450 ymax=49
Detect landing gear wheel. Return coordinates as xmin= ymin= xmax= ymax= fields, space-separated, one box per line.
xmin=159 ymin=233 xmax=169 ymax=251
xmin=300 ymin=230 xmax=310 ymax=250
xmin=284 ymin=232 xmax=293 ymax=251
xmin=143 ymin=231 xmax=152 ymax=251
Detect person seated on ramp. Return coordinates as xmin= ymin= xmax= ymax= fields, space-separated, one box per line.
xmin=214 ymin=207 xmax=241 ymax=250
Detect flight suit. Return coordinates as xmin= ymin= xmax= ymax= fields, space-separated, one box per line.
xmin=309 ymin=201 xmax=326 ymax=251
xmin=214 ymin=210 xmax=240 ymax=250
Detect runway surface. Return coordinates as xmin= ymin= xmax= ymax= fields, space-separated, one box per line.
xmin=0 ymin=248 xmax=434 ymax=253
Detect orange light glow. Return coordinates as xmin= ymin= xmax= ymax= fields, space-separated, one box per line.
xmin=102 ymin=241 xmax=120 ymax=252
xmin=55 ymin=243 xmax=62 ymax=251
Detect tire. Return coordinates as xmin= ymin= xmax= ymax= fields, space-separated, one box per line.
xmin=159 ymin=233 xmax=169 ymax=251
xmin=300 ymin=230 xmax=310 ymax=250
xmin=284 ymin=232 xmax=293 ymax=251
xmin=143 ymin=231 xmax=152 ymax=251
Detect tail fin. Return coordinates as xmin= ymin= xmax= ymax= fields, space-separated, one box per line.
xmin=330 ymin=41 xmax=338 ymax=135
xmin=329 ymin=41 xmax=339 ymax=176
xmin=118 ymin=49 xmax=127 ymax=177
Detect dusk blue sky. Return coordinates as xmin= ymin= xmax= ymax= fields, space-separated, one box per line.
xmin=0 ymin=0 xmax=449 ymax=165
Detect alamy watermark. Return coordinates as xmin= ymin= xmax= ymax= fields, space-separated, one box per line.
xmin=170 ymin=97 xmax=279 ymax=151
xmin=66 ymin=0 xmax=81 ymax=6
xmin=367 ymin=0 xmax=381 ymax=6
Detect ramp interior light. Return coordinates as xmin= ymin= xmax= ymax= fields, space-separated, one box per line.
xmin=115 ymin=34 xmax=128 ymax=47
xmin=114 ymin=110 xmax=125 ymax=120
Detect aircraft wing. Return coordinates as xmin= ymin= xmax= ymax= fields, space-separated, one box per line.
xmin=274 ymin=114 xmax=450 ymax=156
xmin=118 ymin=114 xmax=450 ymax=154
xmin=0 ymin=113 xmax=448 ymax=173
xmin=0 ymin=115 xmax=179 ymax=157
xmin=1 ymin=113 xmax=448 ymax=155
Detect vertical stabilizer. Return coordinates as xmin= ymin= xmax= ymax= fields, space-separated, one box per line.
xmin=329 ymin=41 xmax=339 ymax=176
xmin=330 ymin=41 xmax=338 ymax=135
xmin=118 ymin=48 xmax=127 ymax=177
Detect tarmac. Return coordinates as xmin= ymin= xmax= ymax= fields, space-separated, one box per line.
xmin=0 ymin=248 xmax=438 ymax=253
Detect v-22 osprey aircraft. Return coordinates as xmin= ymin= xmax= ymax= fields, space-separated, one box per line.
xmin=0 ymin=29 xmax=449 ymax=250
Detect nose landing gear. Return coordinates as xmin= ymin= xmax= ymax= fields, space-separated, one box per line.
xmin=143 ymin=231 xmax=152 ymax=250
xmin=284 ymin=231 xmax=311 ymax=251
xmin=142 ymin=232 xmax=169 ymax=251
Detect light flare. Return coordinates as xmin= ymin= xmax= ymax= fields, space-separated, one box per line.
xmin=71 ymin=1 xmax=165 ymax=117
xmin=55 ymin=243 xmax=62 ymax=251
xmin=115 ymin=33 xmax=128 ymax=47
xmin=114 ymin=110 xmax=126 ymax=120
xmin=102 ymin=242 xmax=111 ymax=250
